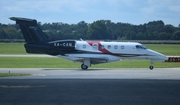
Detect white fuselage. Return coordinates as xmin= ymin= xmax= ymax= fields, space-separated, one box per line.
xmin=57 ymin=41 xmax=168 ymax=64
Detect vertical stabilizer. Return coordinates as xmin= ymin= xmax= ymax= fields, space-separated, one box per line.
xmin=10 ymin=17 xmax=48 ymax=43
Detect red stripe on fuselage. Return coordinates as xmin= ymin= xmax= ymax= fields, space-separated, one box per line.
xmin=87 ymin=41 xmax=111 ymax=53
xmin=86 ymin=41 xmax=145 ymax=57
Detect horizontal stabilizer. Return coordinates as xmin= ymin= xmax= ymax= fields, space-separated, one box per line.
xmin=10 ymin=17 xmax=37 ymax=26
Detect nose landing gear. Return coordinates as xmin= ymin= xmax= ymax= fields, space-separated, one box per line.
xmin=149 ymin=61 xmax=154 ymax=70
xmin=149 ymin=65 xmax=154 ymax=70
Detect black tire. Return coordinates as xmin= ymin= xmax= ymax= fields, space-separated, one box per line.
xmin=81 ymin=64 xmax=88 ymax=70
xmin=149 ymin=66 xmax=154 ymax=70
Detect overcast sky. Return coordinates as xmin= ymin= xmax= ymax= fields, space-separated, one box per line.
xmin=0 ymin=0 xmax=180 ymax=26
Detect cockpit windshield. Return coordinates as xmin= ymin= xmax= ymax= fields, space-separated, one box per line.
xmin=135 ymin=45 xmax=147 ymax=49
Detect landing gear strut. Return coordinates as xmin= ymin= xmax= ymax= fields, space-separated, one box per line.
xmin=81 ymin=64 xmax=88 ymax=70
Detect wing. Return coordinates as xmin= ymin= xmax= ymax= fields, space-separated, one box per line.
xmin=58 ymin=54 xmax=121 ymax=64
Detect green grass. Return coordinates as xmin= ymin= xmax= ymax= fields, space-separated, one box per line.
xmin=0 ymin=57 xmax=80 ymax=68
xmin=145 ymin=44 xmax=180 ymax=56
xmin=0 ymin=43 xmax=26 ymax=54
xmin=0 ymin=73 xmax=30 ymax=77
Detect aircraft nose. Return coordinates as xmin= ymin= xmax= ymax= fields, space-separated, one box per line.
xmin=154 ymin=52 xmax=168 ymax=61
xmin=148 ymin=49 xmax=168 ymax=61
xmin=159 ymin=54 xmax=168 ymax=61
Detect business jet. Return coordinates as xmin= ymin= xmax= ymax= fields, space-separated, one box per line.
xmin=10 ymin=17 xmax=168 ymax=70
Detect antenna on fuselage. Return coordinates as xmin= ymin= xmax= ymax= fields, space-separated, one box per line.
xmin=80 ymin=38 xmax=83 ymax=41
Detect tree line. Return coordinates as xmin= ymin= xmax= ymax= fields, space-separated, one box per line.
xmin=0 ymin=20 xmax=180 ymax=40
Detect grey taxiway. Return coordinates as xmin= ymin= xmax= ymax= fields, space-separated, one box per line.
xmin=1 ymin=68 xmax=180 ymax=105
xmin=0 ymin=68 xmax=180 ymax=79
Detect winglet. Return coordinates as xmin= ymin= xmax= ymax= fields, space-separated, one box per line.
xmin=80 ymin=38 xmax=84 ymax=41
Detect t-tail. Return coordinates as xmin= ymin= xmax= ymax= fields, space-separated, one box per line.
xmin=10 ymin=17 xmax=48 ymax=43
xmin=10 ymin=17 xmax=50 ymax=54
xmin=10 ymin=17 xmax=76 ymax=55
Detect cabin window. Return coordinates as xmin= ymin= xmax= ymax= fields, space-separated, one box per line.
xmin=121 ymin=45 xmax=124 ymax=49
xmin=107 ymin=45 xmax=111 ymax=49
xmin=142 ymin=45 xmax=147 ymax=49
xmin=114 ymin=45 xmax=118 ymax=49
xmin=83 ymin=44 xmax=86 ymax=49
xmin=136 ymin=45 xmax=147 ymax=49
xmin=136 ymin=45 xmax=141 ymax=49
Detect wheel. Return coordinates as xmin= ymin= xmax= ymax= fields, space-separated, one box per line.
xmin=81 ymin=64 xmax=88 ymax=70
xmin=149 ymin=65 xmax=154 ymax=70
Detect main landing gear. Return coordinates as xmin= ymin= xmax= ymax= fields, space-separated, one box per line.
xmin=81 ymin=58 xmax=90 ymax=70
